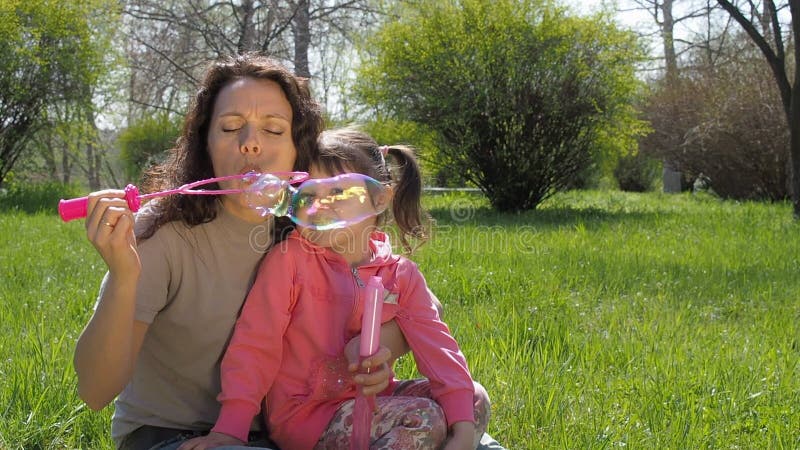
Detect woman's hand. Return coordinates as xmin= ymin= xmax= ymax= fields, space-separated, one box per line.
xmin=85 ymin=190 xmax=140 ymax=277
xmin=177 ymin=432 xmax=244 ymax=450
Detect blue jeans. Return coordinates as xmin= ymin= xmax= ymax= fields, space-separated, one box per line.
xmin=152 ymin=433 xmax=505 ymax=450
xmin=117 ymin=426 xmax=275 ymax=450
xmin=128 ymin=425 xmax=505 ymax=450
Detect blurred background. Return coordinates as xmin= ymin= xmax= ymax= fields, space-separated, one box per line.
xmin=0 ymin=0 xmax=796 ymax=212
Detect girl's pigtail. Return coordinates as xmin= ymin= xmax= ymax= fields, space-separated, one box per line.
xmin=385 ymin=146 xmax=429 ymax=252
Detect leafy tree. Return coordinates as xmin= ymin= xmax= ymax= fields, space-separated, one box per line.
xmin=716 ymin=0 xmax=800 ymax=216
xmin=118 ymin=113 xmax=182 ymax=182
xmin=641 ymin=31 xmax=791 ymax=200
xmin=357 ymin=118 xmax=463 ymax=186
xmin=614 ymin=151 xmax=661 ymax=192
xmin=0 ymin=0 xmax=110 ymax=187
xmin=356 ymin=0 xmax=645 ymax=211
xmin=123 ymin=0 xmax=381 ymax=120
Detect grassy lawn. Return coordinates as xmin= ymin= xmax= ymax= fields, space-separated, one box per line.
xmin=2 ymin=190 xmax=799 ymax=448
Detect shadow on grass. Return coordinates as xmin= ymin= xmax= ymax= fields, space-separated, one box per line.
xmin=428 ymin=203 xmax=666 ymax=231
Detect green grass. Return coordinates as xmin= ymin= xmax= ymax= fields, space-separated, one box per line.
xmin=2 ymin=190 xmax=800 ymax=448
xmin=0 ymin=213 xmax=112 ymax=449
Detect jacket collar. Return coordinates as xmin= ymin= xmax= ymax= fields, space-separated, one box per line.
xmin=287 ymin=229 xmax=399 ymax=267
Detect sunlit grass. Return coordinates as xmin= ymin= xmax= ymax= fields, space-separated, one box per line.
xmin=2 ymin=190 xmax=799 ymax=448
xmin=0 ymin=212 xmax=112 ymax=449
xmin=398 ymin=190 xmax=800 ymax=448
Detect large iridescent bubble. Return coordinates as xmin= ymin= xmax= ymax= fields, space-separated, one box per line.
xmin=245 ymin=173 xmax=390 ymax=230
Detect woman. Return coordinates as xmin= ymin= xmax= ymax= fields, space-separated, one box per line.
xmin=73 ymin=54 xmax=398 ymax=450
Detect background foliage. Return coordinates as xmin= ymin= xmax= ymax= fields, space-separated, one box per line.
xmin=118 ymin=113 xmax=182 ymax=182
xmin=0 ymin=0 xmax=118 ymax=188
xmin=356 ymin=0 xmax=646 ymax=211
xmin=640 ymin=35 xmax=792 ymax=200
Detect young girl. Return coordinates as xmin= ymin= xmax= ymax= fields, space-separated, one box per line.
xmin=182 ymin=128 xmax=490 ymax=450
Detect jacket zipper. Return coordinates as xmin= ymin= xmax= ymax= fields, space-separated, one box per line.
xmin=351 ymin=267 xmax=365 ymax=287
xmin=351 ymin=267 xmax=364 ymax=319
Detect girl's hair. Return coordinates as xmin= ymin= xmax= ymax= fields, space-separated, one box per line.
xmin=317 ymin=127 xmax=430 ymax=252
xmin=138 ymin=53 xmax=323 ymax=240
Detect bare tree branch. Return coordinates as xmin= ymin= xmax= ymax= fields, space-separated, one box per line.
xmin=130 ymin=34 xmax=199 ymax=85
xmin=716 ymin=0 xmax=791 ymax=120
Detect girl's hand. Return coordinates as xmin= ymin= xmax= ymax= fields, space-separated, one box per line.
xmin=85 ymin=190 xmax=140 ymax=277
xmin=177 ymin=432 xmax=244 ymax=450
xmin=345 ymin=336 xmax=393 ymax=396
xmin=443 ymin=422 xmax=477 ymax=450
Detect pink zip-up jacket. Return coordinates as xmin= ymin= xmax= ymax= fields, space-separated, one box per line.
xmin=211 ymin=230 xmax=475 ymax=450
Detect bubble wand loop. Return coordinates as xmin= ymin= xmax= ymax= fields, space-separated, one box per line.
xmin=57 ymin=172 xmax=308 ymax=222
xmin=350 ymin=276 xmax=384 ymax=450
xmin=59 ymin=172 xmax=392 ymax=234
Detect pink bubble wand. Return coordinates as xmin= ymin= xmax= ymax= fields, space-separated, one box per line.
xmin=57 ymin=172 xmax=308 ymax=222
xmin=351 ymin=276 xmax=384 ymax=450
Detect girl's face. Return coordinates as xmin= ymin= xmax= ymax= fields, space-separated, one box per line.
xmin=299 ymin=165 xmax=379 ymax=266
xmin=208 ymin=77 xmax=296 ymax=221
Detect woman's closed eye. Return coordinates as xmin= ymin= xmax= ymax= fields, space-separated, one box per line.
xmin=263 ymin=128 xmax=284 ymax=135
xmin=221 ymin=125 xmax=283 ymax=134
xmin=220 ymin=120 xmax=243 ymax=132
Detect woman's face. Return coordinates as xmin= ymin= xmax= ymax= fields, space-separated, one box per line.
xmin=207 ymin=77 xmax=297 ymax=220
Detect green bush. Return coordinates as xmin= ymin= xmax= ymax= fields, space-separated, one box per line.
xmin=640 ymin=34 xmax=790 ymax=200
xmin=614 ymin=152 xmax=660 ymax=192
xmin=358 ymin=119 xmax=469 ymax=187
xmin=0 ymin=180 xmax=83 ymax=214
xmin=118 ymin=113 xmax=181 ymax=182
xmin=357 ymin=0 xmax=645 ymax=211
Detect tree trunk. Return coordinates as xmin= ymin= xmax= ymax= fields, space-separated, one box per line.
xmin=237 ymin=0 xmax=256 ymax=53
xmin=86 ymin=141 xmax=99 ymax=190
xmin=85 ymin=107 xmax=101 ymax=190
xmin=293 ymin=0 xmax=311 ymax=78
xmin=791 ymin=107 xmax=800 ymax=217
xmin=95 ymin=151 xmax=102 ymax=188
xmin=42 ymin=132 xmax=58 ymax=181
xmin=662 ymin=0 xmax=678 ymax=85
xmin=660 ymin=0 xmax=683 ymax=192
xmin=790 ymin=3 xmax=800 ymax=217
xmin=62 ymin=144 xmax=71 ymax=184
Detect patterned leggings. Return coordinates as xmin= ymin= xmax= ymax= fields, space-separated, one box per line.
xmin=314 ymin=379 xmax=491 ymax=450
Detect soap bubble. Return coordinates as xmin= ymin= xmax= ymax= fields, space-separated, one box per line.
xmin=246 ymin=172 xmax=389 ymax=230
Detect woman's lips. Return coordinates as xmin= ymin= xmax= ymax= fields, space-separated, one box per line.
xmin=239 ymin=166 xmax=262 ymax=174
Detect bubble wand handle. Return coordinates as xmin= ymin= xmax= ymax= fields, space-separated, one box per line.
xmin=360 ymin=276 xmax=384 ymax=358
xmin=59 ymin=184 xmax=141 ymax=222
xmin=350 ymin=276 xmax=384 ymax=450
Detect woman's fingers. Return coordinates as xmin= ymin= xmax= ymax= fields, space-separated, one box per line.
xmin=86 ymin=190 xmax=126 ymax=235
xmin=89 ymin=203 xmax=133 ymax=243
xmin=83 ymin=191 xmax=140 ymax=275
xmin=85 ymin=190 xmax=136 ymax=247
xmin=86 ymin=190 xmax=130 ymax=241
